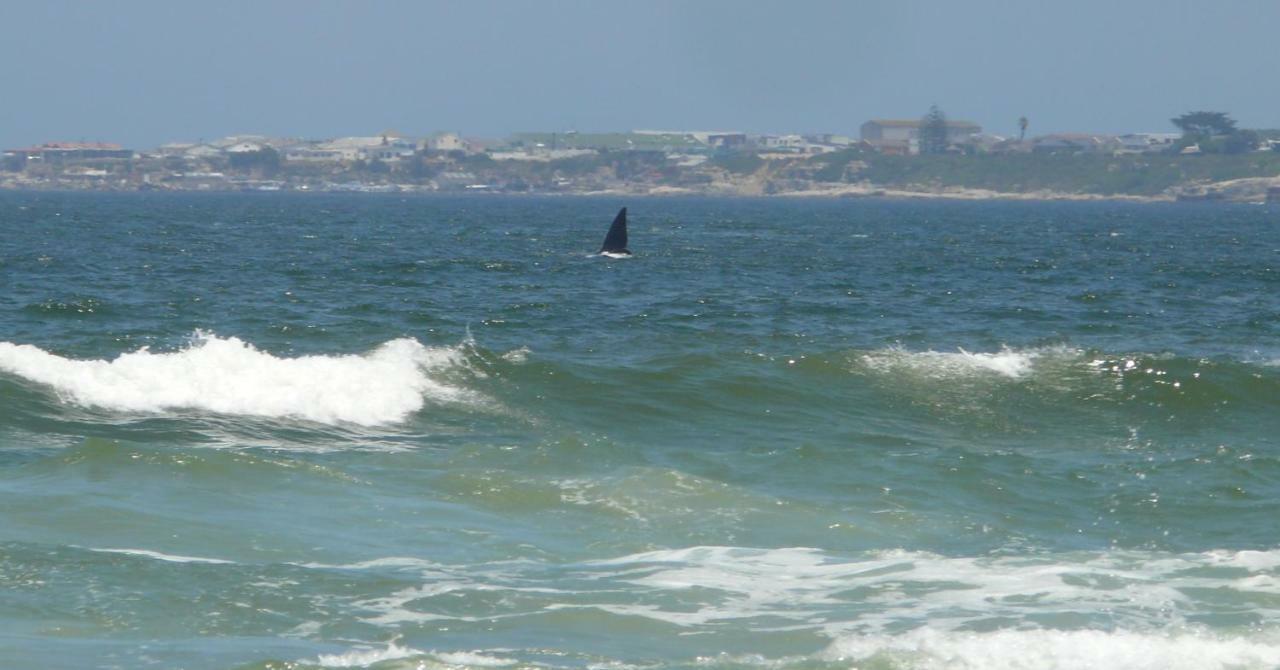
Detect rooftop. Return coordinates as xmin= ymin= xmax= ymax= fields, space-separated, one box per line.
xmin=864 ymin=119 xmax=981 ymax=129
xmin=7 ymin=141 xmax=126 ymax=152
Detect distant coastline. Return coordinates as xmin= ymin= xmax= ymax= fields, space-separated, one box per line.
xmin=4 ymin=129 xmax=1279 ymax=204
xmin=0 ymin=182 xmax=1249 ymax=205
xmin=567 ymin=184 xmax=1177 ymax=203
xmin=5 ymin=179 xmax=1270 ymax=205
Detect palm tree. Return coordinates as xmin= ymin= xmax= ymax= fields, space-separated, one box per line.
xmin=1018 ymin=116 xmax=1029 ymax=143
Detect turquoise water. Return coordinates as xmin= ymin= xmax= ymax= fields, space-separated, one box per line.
xmin=2 ymin=193 xmax=1279 ymax=669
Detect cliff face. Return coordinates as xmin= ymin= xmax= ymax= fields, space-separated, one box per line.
xmin=1172 ymin=176 xmax=1280 ymax=202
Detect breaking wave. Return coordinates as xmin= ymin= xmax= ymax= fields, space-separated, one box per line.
xmin=0 ymin=332 xmax=477 ymax=426
xmin=313 ymin=642 xmax=423 ymax=668
xmin=308 ymin=644 xmax=515 ymax=669
xmin=822 ymin=628 xmax=1280 ymax=670
xmin=850 ymin=344 xmax=1280 ymax=415
xmin=857 ymin=345 xmax=1077 ymax=380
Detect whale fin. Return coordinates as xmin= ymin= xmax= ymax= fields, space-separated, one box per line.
xmin=600 ymin=207 xmax=630 ymax=255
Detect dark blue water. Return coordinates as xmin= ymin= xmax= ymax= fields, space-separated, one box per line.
xmin=2 ymin=193 xmax=1279 ymax=669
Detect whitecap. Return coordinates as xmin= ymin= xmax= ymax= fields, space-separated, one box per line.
xmin=433 ymin=651 xmax=517 ymax=667
xmin=0 ymin=332 xmax=478 ymax=426
xmin=85 ymin=547 xmax=235 ymax=564
xmin=500 ymin=347 xmax=530 ymax=363
xmin=859 ymin=346 xmax=1060 ymax=380
xmin=314 ymin=642 xmax=422 ymax=667
xmin=823 ymin=628 xmax=1280 ymax=670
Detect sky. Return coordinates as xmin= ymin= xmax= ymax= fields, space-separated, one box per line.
xmin=1 ymin=0 xmax=1278 ymax=148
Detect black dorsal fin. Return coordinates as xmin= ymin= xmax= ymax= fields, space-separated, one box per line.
xmin=600 ymin=207 xmax=630 ymax=254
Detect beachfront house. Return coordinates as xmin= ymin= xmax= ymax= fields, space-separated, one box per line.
xmin=3 ymin=142 xmax=134 ymax=165
xmin=761 ymin=134 xmax=807 ymax=151
xmin=309 ymin=135 xmax=417 ymax=162
xmin=1031 ymin=134 xmax=1118 ymax=155
xmin=426 ymin=133 xmax=468 ymax=153
xmin=1115 ymin=133 xmax=1180 ymax=154
xmin=860 ymin=119 xmax=982 ymax=146
xmin=704 ymin=133 xmax=749 ymax=150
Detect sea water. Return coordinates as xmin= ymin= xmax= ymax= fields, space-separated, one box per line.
xmin=1 ymin=193 xmax=1279 ymax=669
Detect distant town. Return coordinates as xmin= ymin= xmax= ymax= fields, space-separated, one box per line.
xmin=5 ymin=111 xmax=1280 ymax=202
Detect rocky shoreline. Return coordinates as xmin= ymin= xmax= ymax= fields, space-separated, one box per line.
xmin=4 ymin=174 xmax=1278 ymax=205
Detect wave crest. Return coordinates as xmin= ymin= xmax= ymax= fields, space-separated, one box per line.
xmin=0 ymin=333 xmax=474 ymax=426
xmin=824 ymin=628 xmax=1280 ymax=670
xmin=858 ymin=346 xmax=1071 ymax=380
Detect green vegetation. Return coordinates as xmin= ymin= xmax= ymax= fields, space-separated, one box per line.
xmin=550 ymin=150 xmax=669 ymax=179
xmin=809 ymin=149 xmax=871 ymax=182
xmin=919 ymin=105 xmax=948 ymax=155
xmin=1171 ymin=111 xmax=1237 ymax=137
xmin=709 ymin=151 xmax=765 ymax=175
xmin=456 ymin=153 xmax=496 ymax=171
xmin=1170 ymin=111 xmax=1259 ymax=154
xmin=227 ymin=147 xmax=280 ymax=175
xmin=803 ymin=150 xmax=1280 ymax=196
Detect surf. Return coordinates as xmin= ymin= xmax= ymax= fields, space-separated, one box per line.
xmin=0 ymin=332 xmax=476 ymax=426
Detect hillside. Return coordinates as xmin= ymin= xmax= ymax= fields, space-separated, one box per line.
xmin=799 ymin=150 xmax=1280 ymax=198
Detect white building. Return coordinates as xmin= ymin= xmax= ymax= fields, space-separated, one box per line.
xmin=805 ymin=134 xmax=854 ymax=148
xmin=489 ymin=148 xmax=597 ymax=162
xmin=427 ymin=132 xmax=467 ymax=152
xmin=225 ymin=142 xmax=265 ymax=154
xmin=860 ymin=119 xmax=982 ymax=144
xmin=298 ymin=135 xmax=414 ymax=162
xmin=184 ymin=144 xmax=223 ymax=159
xmin=762 ymin=134 xmax=807 ymax=151
xmin=157 ymin=142 xmax=195 ymax=156
xmin=1115 ymin=133 xmax=1181 ymax=154
xmin=283 ymin=145 xmax=346 ymax=162
xmin=211 ymin=135 xmax=273 ymax=149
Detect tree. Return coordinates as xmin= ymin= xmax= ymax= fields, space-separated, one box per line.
xmin=1170 ymin=111 xmax=1260 ymax=154
xmin=1018 ymin=116 xmax=1028 ymax=142
xmin=919 ymin=105 xmax=948 ymax=155
xmin=228 ymin=147 xmax=280 ymax=176
xmin=1171 ymin=111 xmax=1238 ymax=138
xmin=404 ymin=155 xmax=440 ymax=180
xmin=1218 ymin=129 xmax=1260 ymax=154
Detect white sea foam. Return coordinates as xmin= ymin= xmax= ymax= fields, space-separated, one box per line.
xmin=314 ymin=642 xmax=422 ymax=667
xmin=554 ymin=468 xmax=758 ymax=526
xmin=822 ymin=628 xmax=1280 ymax=670
xmin=433 ymin=651 xmax=517 ymax=667
xmin=356 ymin=576 xmax=562 ymax=627
xmin=296 ymin=556 xmax=450 ymax=571
xmin=0 ymin=332 xmax=477 ymax=425
xmin=1207 ymin=549 xmax=1280 ymax=571
xmin=85 ymin=547 xmax=235 ymax=564
xmin=242 ymin=545 xmax=1280 ymax=669
xmin=575 ymin=546 xmax=1280 ymax=635
xmin=500 ymin=347 xmax=530 ymax=363
xmin=311 ymin=644 xmax=514 ymax=669
xmin=860 ymin=346 xmax=1065 ymax=380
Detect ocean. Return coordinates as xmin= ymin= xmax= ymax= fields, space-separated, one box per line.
xmin=1 ymin=192 xmax=1279 ymax=669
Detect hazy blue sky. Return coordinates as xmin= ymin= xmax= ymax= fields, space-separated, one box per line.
xmin=2 ymin=0 xmax=1277 ymax=148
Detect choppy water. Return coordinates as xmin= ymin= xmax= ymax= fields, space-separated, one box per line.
xmin=2 ymin=193 xmax=1279 ymax=669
